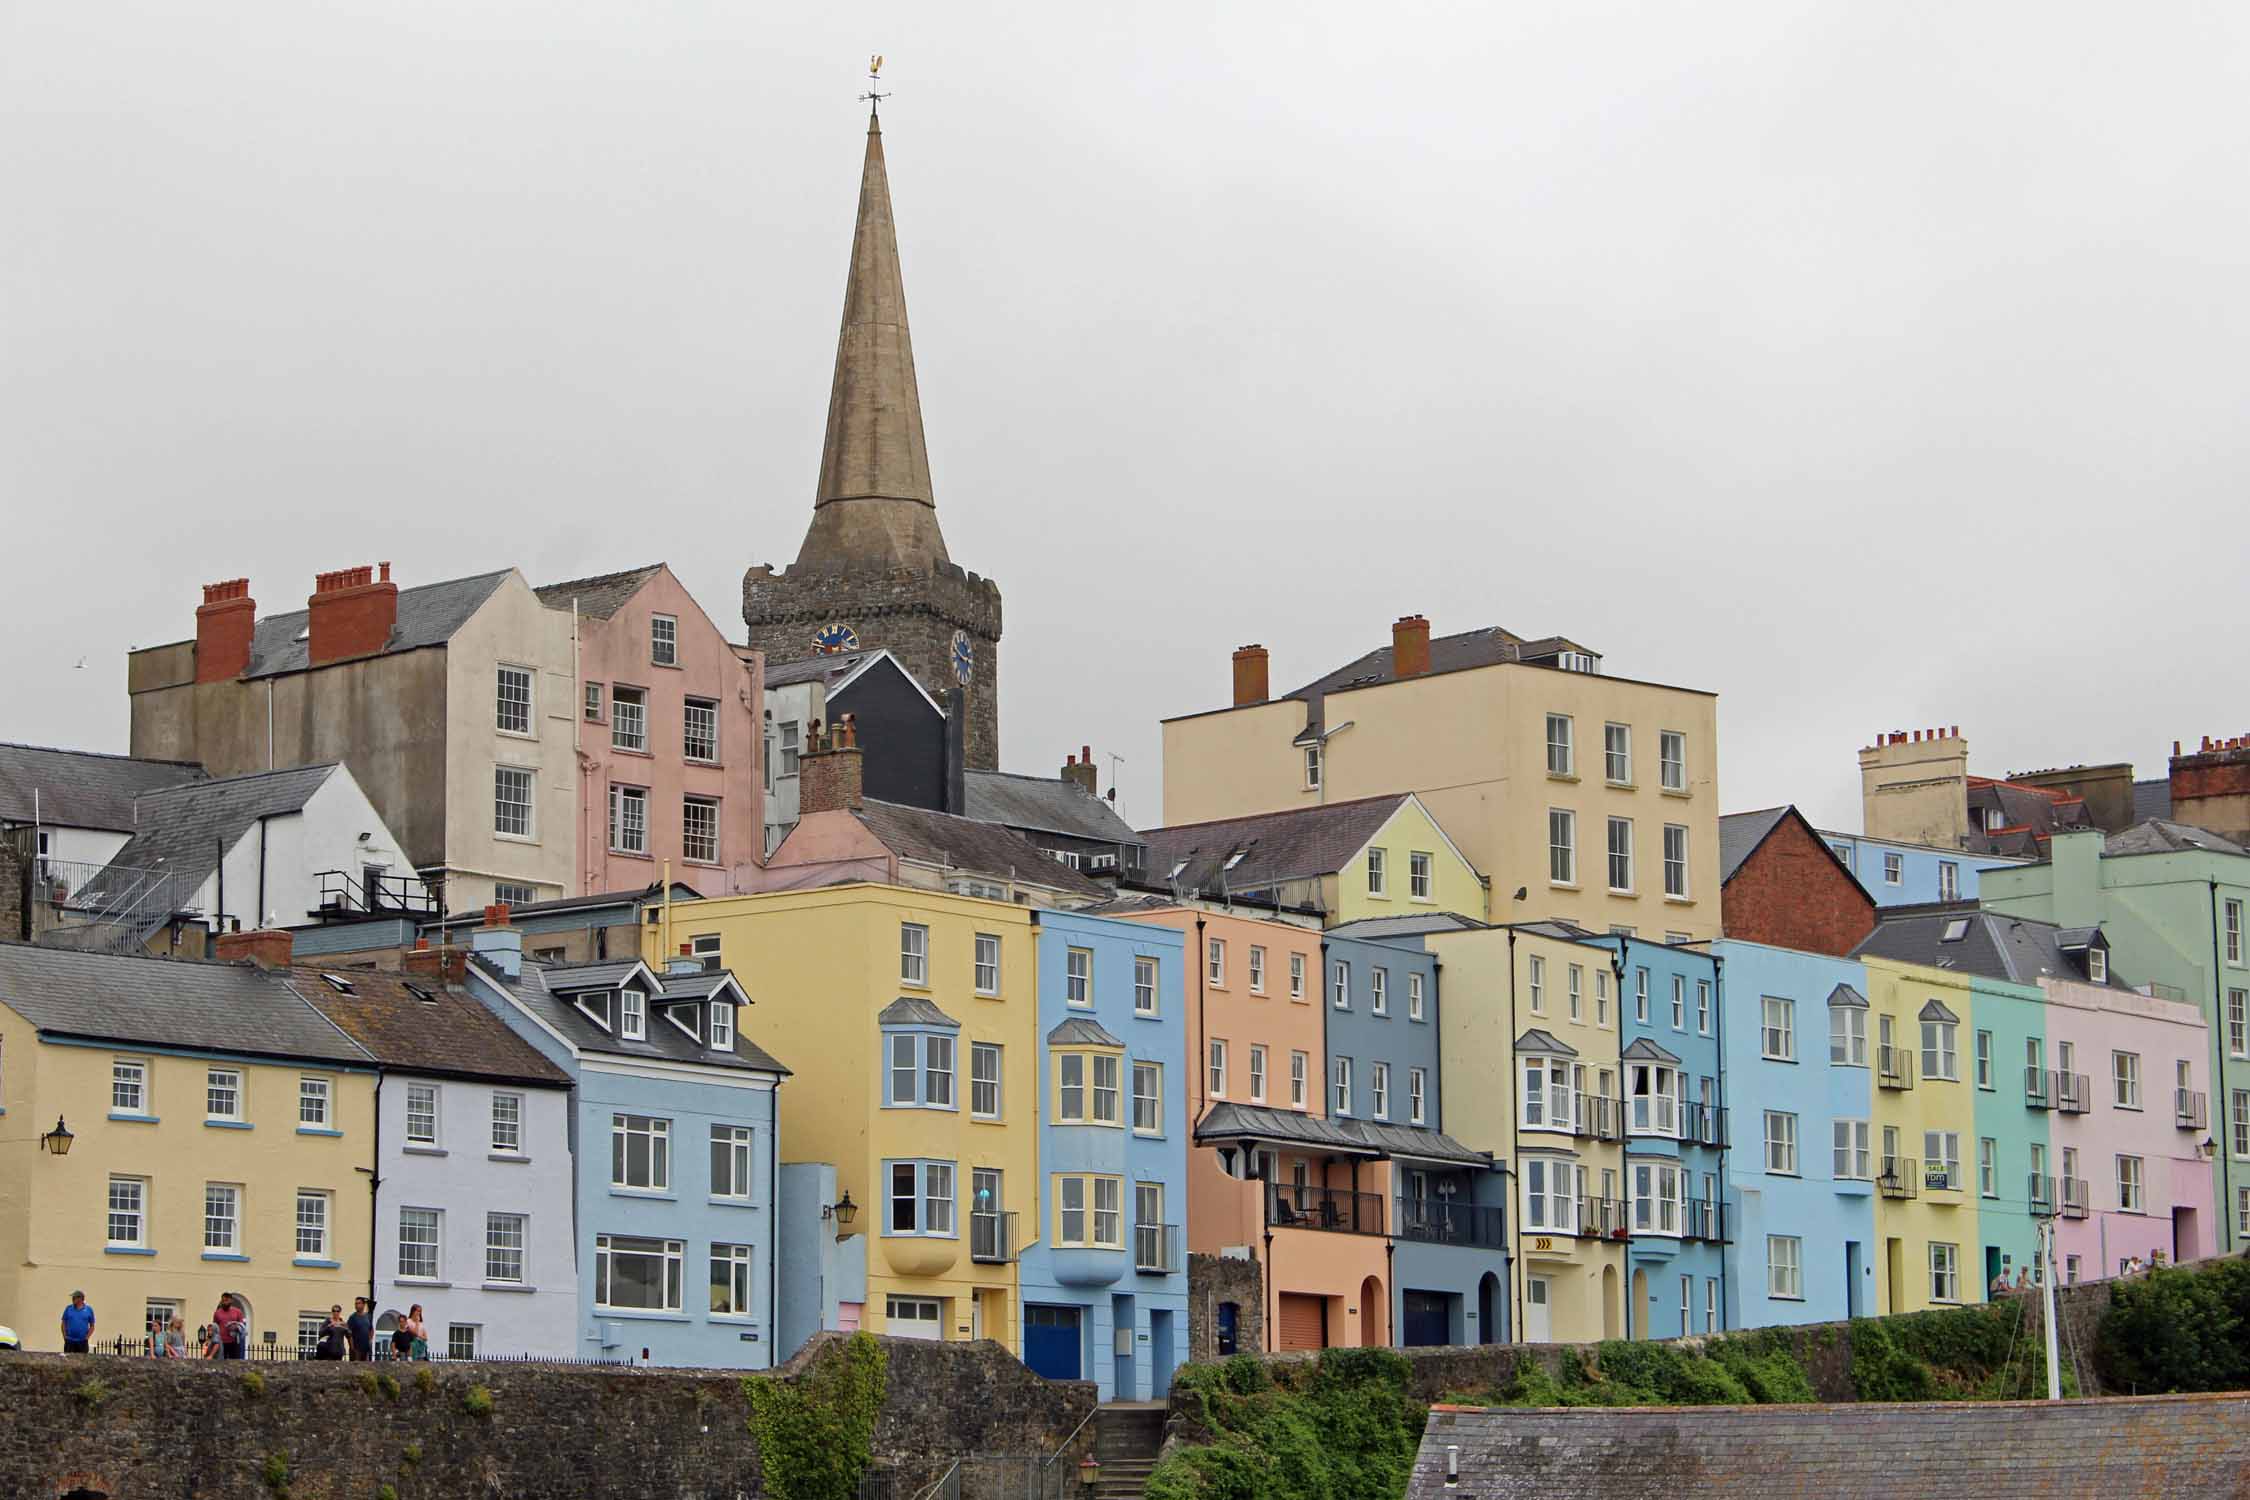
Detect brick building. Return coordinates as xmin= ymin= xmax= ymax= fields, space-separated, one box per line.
xmin=1718 ymin=804 xmax=1876 ymax=956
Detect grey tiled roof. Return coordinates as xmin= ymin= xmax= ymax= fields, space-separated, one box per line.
xmin=85 ymin=765 xmax=341 ymax=910
xmin=656 ymin=971 xmax=744 ymax=1004
xmin=0 ymin=941 xmax=370 ymax=1063
xmin=2131 ymin=779 xmax=2173 ymax=823
xmin=1046 ymin=1016 xmax=1123 ymax=1046
xmin=0 ymin=742 xmax=206 ymax=833
xmin=1827 ymin=983 xmax=1868 ymax=1009
xmin=240 ymin=569 xmax=514 ymax=679
xmin=1286 ymin=626 xmax=1528 ymax=705
xmin=762 ymin=649 xmax=881 ymax=689
xmin=1962 ymin=780 xmax=2095 ymax=856
xmin=494 ymin=958 xmax=788 ymax=1074
xmin=963 ymin=770 xmax=1140 ymax=847
xmin=1323 ymin=913 xmax=1486 ymax=940
xmin=286 ymin=967 xmax=569 ymax=1086
xmin=1718 ymin=807 xmax=1793 ymax=883
xmin=878 ymin=996 xmax=959 ymax=1028
xmin=1516 ymin=1028 xmax=1577 ymax=1056
xmin=539 ymin=958 xmax=652 ymax=992
xmin=1850 ymin=906 xmax=2124 ymax=987
xmin=2103 ymin=819 xmax=2246 ymax=857
xmin=1194 ymin=1101 xmax=1490 ymax=1167
xmin=1139 ymin=795 xmax=1414 ymax=899
xmin=532 ymin=564 xmax=663 ymax=620
xmin=851 ymin=799 xmax=1110 ymax=900
xmin=1620 ymin=1037 xmax=1680 ymax=1063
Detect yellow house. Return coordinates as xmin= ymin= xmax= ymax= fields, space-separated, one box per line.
xmin=0 ymin=944 xmax=374 ymax=1351
xmin=647 ymin=884 xmax=1039 ymax=1349
xmin=1139 ymin=792 xmax=1486 ymax=927
xmin=1860 ymin=955 xmax=1981 ymax=1314
xmin=1427 ymin=922 xmax=1629 ymax=1341
xmin=1164 ymin=617 xmax=1720 ymax=940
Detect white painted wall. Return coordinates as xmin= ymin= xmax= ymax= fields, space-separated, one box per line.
xmin=23 ymin=825 xmax=131 ymax=874
xmin=200 ymin=765 xmax=414 ymax=930
xmin=762 ymin=681 xmax=822 ymax=854
xmin=442 ymin=572 xmax=578 ymax=910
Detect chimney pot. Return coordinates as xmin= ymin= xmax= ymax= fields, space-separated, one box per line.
xmin=1231 ymin=644 xmax=1270 ymax=707
xmin=307 ymin=561 xmax=400 ymax=666
xmin=800 ymin=720 xmax=865 ymax=814
xmin=194 ymin=578 xmax=259 ymax=684
xmin=1062 ymin=749 xmax=1098 ymax=798
xmin=484 ymin=902 xmax=512 ymax=927
xmin=1392 ymin=614 xmax=1432 ymax=680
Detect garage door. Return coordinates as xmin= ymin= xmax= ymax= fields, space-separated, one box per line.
xmin=1401 ymin=1290 xmax=1451 ymax=1347
xmin=1276 ymin=1293 xmax=1326 ymax=1351
xmin=886 ymin=1295 xmax=943 ymax=1341
xmin=1022 ymin=1304 xmax=1083 ymax=1380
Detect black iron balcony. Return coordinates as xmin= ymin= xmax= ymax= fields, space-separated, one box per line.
xmin=1395 ymin=1197 xmax=1508 ymax=1250
xmin=1574 ymin=1197 xmax=1632 ymax=1241
xmin=1682 ymin=1197 xmax=1728 ymax=1243
xmin=1683 ymin=1102 xmax=1730 ymax=1149
xmin=970 ymin=1210 xmax=1018 ymax=1263
xmin=314 ymin=867 xmax=440 ymax=919
xmin=2053 ymin=1072 xmax=2091 ymax=1114
xmin=1134 ymin=1222 xmax=1181 ymax=1274
xmin=1877 ymin=1045 xmax=1915 ymax=1091
xmin=1877 ymin=1157 xmax=1919 ymax=1199
xmin=2028 ymin=1173 xmax=2055 ymax=1215
xmin=1572 ymin=1096 xmax=1623 ymax=1142
xmin=2025 ymin=1066 xmax=2051 ymax=1109
xmin=2176 ymin=1089 xmax=2209 ymax=1131
xmin=1266 ymin=1183 xmax=1385 ymax=1235
xmin=2060 ymin=1178 xmax=2091 ymax=1219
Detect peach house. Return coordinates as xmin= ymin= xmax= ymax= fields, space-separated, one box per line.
xmin=536 ymin=565 xmax=763 ymax=897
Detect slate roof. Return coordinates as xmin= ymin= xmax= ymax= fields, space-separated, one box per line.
xmin=539 ymin=958 xmax=652 ymax=992
xmin=1850 ymin=906 xmax=2125 ymax=987
xmin=1286 ymin=626 xmax=1529 ymax=707
xmin=963 ymin=770 xmax=1140 ymax=847
xmin=423 ymin=882 xmax=698 ymax=933
xmin=1827 ymin=983 xmax=1868 ymax=1009
xmin=0 ymin=941 xmax=369 ymax=1064
xmin=1046 ymin=1016 xmax=1123 ymax=1047
xmin=2132 ymin=778 xmax=2174 ymax=823
xmin=1962 ymin=778 xmax=2096 ymax=856
xmin=489 ymin=957 xmax=789 ymax=1074
xmin=1718 ymin=807 xmax=1793 ymax=883
xmin=879 ymin=996 xmax=959 ymax=1028
xmin=241 ymin=569 xmax=514 ymax=679
xmin=2103 ymin=819 xmax=2246 ymax=857
xmin=1326 ymin=912 xmax=1487 ymax=940
xmin=1620 ymin=1037 xmax=1680 ymax=1063
xmin=762 ymin=649 xmax=881 ymax=689
xmin=0 ymin=742 xmax=207 ymax=833
xmin=1139 ymin=795 xmax=1412 ymax=900
xmin=285 ymin=967 xmax=569 ymax=1086
xmin=1194 ymin=1101 xmax=1491 ymax=1168
xmin=84 ymin=765 xmax=342 ymax=909
xmin=1516 ymin=1028 xmax=1577 ymax=1056
xmin=532 ymin=564 xmax=663 ymax=620
xmin=851 ymin=799 xmax=1110 ymax=899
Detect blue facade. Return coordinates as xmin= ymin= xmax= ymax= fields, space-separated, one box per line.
xmin=1019 ymin=910 xmax=1189 ymax=1400
xmin=1324 ymin=933 xmax=1443 ymax=1132
xmin=1592 ymin=935 xmax=1729 ymax=1339
xmin=1712 ymin=941 xmax=1878 ymax=1327
xmin=1819 ymin=830 xmax=2026 ymax=908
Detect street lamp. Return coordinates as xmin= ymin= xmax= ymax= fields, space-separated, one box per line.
xmin=40 ymin=1116 xmax=73 ymax=1157
xmin=825 ymin=1190 xmax=858 ymax=1229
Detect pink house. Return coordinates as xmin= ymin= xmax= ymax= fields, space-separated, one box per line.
xmin=2041 ymin=976 xmax=2216 ymax=1278
xmin=537 ymin=565 xmax=762 ymax=897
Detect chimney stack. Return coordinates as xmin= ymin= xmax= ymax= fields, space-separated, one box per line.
xmin=215 ymin=926 xmax=293 ymax=970
xmin=1062 ymin=747 xmax=1099 ymax=797
xmin=307 ymin=562 xmax=399 ymax=667
xmin=1392 ymin=615 xmax=1431 ymax=679
xmin=402 ymin=939 xmax=469 ymax=986
xmin=1231 ymin=645 xmax=1269 ymax=707
xmin=195 ymin=579 xmax=257 ymax=684
xmin=469 ymin=901 xmax=523 ymax=979
xmin=800 ymin=714 xmax=865 ymax=815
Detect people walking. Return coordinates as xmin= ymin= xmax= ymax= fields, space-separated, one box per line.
xmin=212 ymin=1294 xmax=247 ymax=1360
xmin=346 ymin=1297 xmax=374 ymax=1362
xmin=59 ymin=1291 xmax=95 ymax=1353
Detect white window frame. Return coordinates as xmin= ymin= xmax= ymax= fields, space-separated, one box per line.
xmin=1208 ymin=1038 xmax=1228 ymax=1098
xmin=1922 ymin=1018 xmax=1959 ymax=1081
xmin=496 ymin=664 xmax=534 ymax=735
xmin=1366 ymin=846 xmax=1387 ymax=898
xmin=490 ymin=1091 xmax=523 ymax=1154
xmin=1409 ymin=850 xmax=1433 ymax=900
xmin=1528 ymin=953 xmax=1545 ymax=1014
xmin=484 ymin=1211 xmax=527 ymax=1284
xmin=1409 ymin=1066 xmax=1427 ymax=1124
xmin=1332 ymin=959 xmax=1351 ymax=1010
xmin=1604 ymin=722 xmax=1632 ymax=784
xmin=2116 ymin=1153 xmax=2144 ymax=1212
xmin=1408 ymin=971 xmax=1426 ymax=1021
xmin=1248 ymin=1044 xmax=1267 ymax=1104
xmin=1289 ymin=1050 xmax=1308 ymax=1109
xmin=972 ymin=1043 xmax=1004 ymax=1121
xmin=1304 ymin=743 xmax=1322 ymax=790
xmin=107 ymin=1175 xmax=148 ymax=1248
xmin=901 ymin=923 xmax=929 ymax=987
xmin=1207 ymin=938 xmax=1226 ymax=988
xmin=620 ymin=988 xmax=646 ymax=1041
xmin=1132 ymin=1060 xmax=1161 ymax=1133
xmin=1830 ymin=1003 xmax=1867 ymax=1066
xmin=976 ymin=934 xmax=1002 ymax=997
xmin=1246 ymin=946 xmax=1264 ymax=995
xmin=1289 ymin=952 xmax=1305 ymax=1001
xmin=405 ymin=1082 xmax=439 ymax=1145
xmin=112 ymin=1056 xmax=149 ymax=1115
xmin=2112 ymin=1050 xmax=2141 ymax=1109
xmin=1371 ymin=967 xmax=1389 ymax=1015
xmin=649 ymin=613 xmax=678 ymax=666
xmin=595 ymin=1233 xmax=684 ymax=1311
xmin=1762 ymin=997 xmax=1795 ymax=1061
xmin=299 ymin=1075 xmax=331 ymax=1128
xmin=398 ymin=1207 xmax=442 ymax=1281
xmin=1662 ymin=824 xmax=1688 ymax=899
xmin=206 ymin=1066 xmax=243 ymax=1122
xmin=1658 ymin=730 xmax=1686 ymax=792
xmin=611 ymin=1112 xmax=672 ymax=1191
xmin=608 ymin=783 xmax=649 ymax=855
xmin=494 ymin=765 xmax=535 ymax=839
xmin=610 ymin=685 xmax=648 ymax=752
xmin=295 ymin=1189 xmax=330 ymax=1259
xmin=682 ymin=794 xmax=720 ymax=865
xmin=1546 ymin=713 xmax=1574 ymax=776
xmin=203 ymin=1182 xmax=241 ymax=1254
xmin=1767 ymin=1235 xmax=1802 ymax=1300
xmin=1606 ymin=816 xmax=1634 ymax=893
xmin=1832 ymin=1118 xmax=1871 ymax=1179
xmin=1371 ymin=1061 xmax=1390 ymax=1119
xmin=1066 ymin=946 xmax=1094 ymax=1007
xmin=1548 ymin=808 xmax=1576 ymax=885
xmin=683 ymin=696 xmax=719 ymax=763
xmin=1333 ymin=1055 xmax=1353 ymax=1116
xmin=710 ymin=1242 xmax=754 ymax=1316
xmin=1763 ymin=1110 xmax=1798 ymax=1175
xmin=1929 ymin=1241 xmax=1959 ymax=1304
xmin=711 ymin=1123 xmax=754 ymax=1200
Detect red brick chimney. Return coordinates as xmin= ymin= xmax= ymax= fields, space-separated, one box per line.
xmin=1231 ymin=644 xmax=1270 ymax=707
xmin=216 ymin=927 xmax=294 ymax=969
xmin=402 ymin=937 xmax=469 ymax=986
xmin=1392 ymin=615 xmax=1431 ymax=679
xmin=1062 ymin=746 xmax=1099 ymax=797
xmin=307 ymin=562 xmax=399 ymax=667
xmin=800 ymin=715 xmax=864 ymax=815
xmin=2169 ymin=733 xmax=2250 ymax=846
xmin=195 ymin=578 xmax=257 ymax=684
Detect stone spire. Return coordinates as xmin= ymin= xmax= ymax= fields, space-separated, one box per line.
xmin=793 ymin=111 xmax=951 ymax=572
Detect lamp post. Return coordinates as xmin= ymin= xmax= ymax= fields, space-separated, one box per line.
xmin=40 ymin=1116 xmax=73 ymax=1157
xmin=825 ymin=1190 xmax=858 ymax=1238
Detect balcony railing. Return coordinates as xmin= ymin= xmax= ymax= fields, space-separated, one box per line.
xmin=1574 ymin=1197 xmax=1631 ymax=1240
xmin=971 ymin=1210 xmax=1018 ymax=1263
xmin=2053 ymin=1072 xmax=2091 ymax=1114
xmin=2059 ymin=1178 xmax=2090 ymax=1219
xmin=1682 ymin=1197 xmax=1728 ymax=1243
xmin=1134 ymin=1222 xmax=1181 ymax=1274
xmin=1683 ymin=1102 xmax=1730 ymax=1149
xmin=2025 ymin=1066 xmax=2051 ymax=1109
xmin=1627 ymin=1095 xmax=1680 ymax=1138
xmin=1877 ymin=1157 xmax=1919 ymax=1199
xmin=1266 ymin=1183 xmax=1385 ymax=1236
xmin=2028 ymin=1173 xmax=2055 ymax=1215
xmin=1395 ymin=1197 xmax=1509 ymax=1251
xmin=1922 ymin=1162 xmax=1965 ymax=1195
xmin=2177 ymin=1089 xmax=2209 ymax=1131
xmin=314 ymin=867 xmax=441 ymax=919
xmin=1572 ymin=1096 xmax=1623 ymax=1142
xmin=1877 ymin=1045 xmax=1915 ymax=1091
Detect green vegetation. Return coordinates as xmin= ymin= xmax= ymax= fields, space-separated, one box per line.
xmin=73 ymin=1375 xmax=108 ymax=1409
xmin=2095 ymin=1257 xmax=2250 ymax=1394
xmin=1843 ymin=1303 xmax=2063 ymax=1401
xmin=414 ymin=1366 xmax=438 ymax=1396
xmin=376 ymin=1486 xmax=398 ymax=1500
xmin=400 ymin=1439 xmax=422 ymax=1469
xmin=376 ymin=1371 xmax=401 ymax=1401
xmin=240 ymin=1369 xmax=267 ymax=1399
xmin=743 ymin=1332 xmax=889 ymax=1500
xmin=1148 ymin=1348 xmax=1425 ymax=1500
xmin=260 ymin=1451 xmax=292 ymax=1497
xmin=463 ymin=1383 xmax=495 ymax=1420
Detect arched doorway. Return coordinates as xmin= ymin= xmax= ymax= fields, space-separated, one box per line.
xmin=1358 ymin=1276 xmax=1386 ymax=1347
xmin=1601 ymin=1266 xmax=1621 ymax=1339
xmin=1629 ymin=1269 xmax=1648 ymax=1340
xmin=1476 ymin=1272 xmax=1500 ymax=1344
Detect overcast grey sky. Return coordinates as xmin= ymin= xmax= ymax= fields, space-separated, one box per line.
xmin=6 ymin=3 xmax=2247 ymax=832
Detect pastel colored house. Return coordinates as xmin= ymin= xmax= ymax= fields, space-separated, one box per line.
xmin=0 ymin=941 xmax=373 ymax=1353
xmin=1714 ymin=941 xmax=1878 ymax=1327
xmin=1162 ymin=615 xmax=1721 ymax=942
xmin=1817 ymin=828 xmax=2029 ymax=907
xmin=1981 ymin=824 xmax=2250 ymax=1251
xmin=465 ymin=919 xmax=790 ymax=1366
xmin=760 ymin=649 xmax=946 ymax=855
xmin=1014 ymin=909 xmax=1189 ymax=1398
xmin=1856 ymin=956 xmax=1982 ymax=1314
xmin=1138 ymin=792 xmax=1486 ymax=927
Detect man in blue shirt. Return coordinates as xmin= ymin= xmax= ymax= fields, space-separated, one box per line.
xmin=60 ymin=1291 xmax=95 ymax=1353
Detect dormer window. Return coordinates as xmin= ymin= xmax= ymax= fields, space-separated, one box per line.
xmin=576 ymin=989 xmax=613 ymax=1031
xmin=2087 ymin=948 xmax=2108 ymax=984
xmin=620 ymin=989 xmax=645 ymax=1040
xmin=1559 ymin=651 xmax=1599 ymax=674
xmin=710 ymin=1003 xmax=734 ymax=1052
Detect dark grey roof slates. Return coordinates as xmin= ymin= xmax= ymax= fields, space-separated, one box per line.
xmin=1324 ymin=913 xmax=1487 ymax=939
xmin=1826 ymin=983 xmax=1868 ymax=1009
xmin=1718 ymin=807 xmax=1793 ymax=884
xmin=532 ymin=564 xmax=663 ymax=620
xmin=1919 ymin=998 xmax=1959 ymax=1022
xmin=87 ymin=764 xmax=341 ymax=907
xmin=284 ymin=968 xmax=569 ymax=1086
xmin=1193 ymin=1101 xmax=1490 ymax=1167
xmin=963 ymin=770 xmax=1141 ymax=846
xmin=1046 ymin=1016 xmax=1123 ymax=1047
xmin=1515 ymin=1028 xmax=1578 ymax=1056
xmin=878 ymin=996 xmax=960 ymax=1028
xmin=2103 ymin=819 xmax=2247 ymax=857
xmin=1139 ymin=795 xmax=1415 ymax=899
xmin=0 ymin=743 xmax=207 ymax=832
xmin=0 ymin=942 xmax=371 ymax=1063
xmin=2131 ymin=779 xmax=2174 ymax=824
xmin=242 ymin=569 xmax=514 ymax=679
xmin=1620 ymin=1037 xmax=1681 ymax=1063
xmin=850 ymin=799 xmax=1110 ymax=900
xmin=1851 ymin=907 xmax=2126 ymax=988
xmin=761 ymin=649 xmax=881 ymax=689
xmin=495 ymin=958 xmax=788 ymax=1074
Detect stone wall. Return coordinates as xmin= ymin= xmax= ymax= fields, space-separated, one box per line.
xmin=1186 ymin=1252 xmax=1265 ymax=1364
xmin=0 ymin=1333 xmax=1094 ymax=1500
xmin=0 ymin=834 xmax=24 ymax=941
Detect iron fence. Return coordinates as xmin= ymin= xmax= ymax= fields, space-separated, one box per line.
xmin=1265 ymin=1182 xmax=1384 ymax=1235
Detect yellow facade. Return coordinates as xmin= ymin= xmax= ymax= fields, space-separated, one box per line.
xmin=1164 ymin=658 xmax=1721 ymax=940
xmin=648 ymin=884 xmax=1039 ymax=1349
xmin=1427 ymin=926 xmax=1628 ymax=1341
xmin=1334 ymin=797 xmax=1488 ymax=925
xmin=1861 ymin=957 xmax=1982 ymax=1315
xmin=0 ymin=1003 xmax=373 ymax=1351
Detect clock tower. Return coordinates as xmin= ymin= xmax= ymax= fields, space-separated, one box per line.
xmin=743 ymin=108 xmax=1003 ymax=769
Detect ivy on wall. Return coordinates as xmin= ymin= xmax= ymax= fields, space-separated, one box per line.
xmin=743 ymin=1332 xmax=888 ymax=1500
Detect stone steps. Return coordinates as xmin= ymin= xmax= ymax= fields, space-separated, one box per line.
xmin=1089 ymin=1402 xmax=1167 ymax=1500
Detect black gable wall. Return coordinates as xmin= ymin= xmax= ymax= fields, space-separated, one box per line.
xmin=830 ymin=658 xmax=946 ymax=812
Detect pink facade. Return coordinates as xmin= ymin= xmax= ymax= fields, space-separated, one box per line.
xmin=2042 ymin=977 xmax=2216 ymax=1278
xmin=572 ymin=567 xmax=763 ymax=896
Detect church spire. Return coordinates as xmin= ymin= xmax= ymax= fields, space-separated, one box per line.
xmin=793 ymin=110 xmax=950 ymax=571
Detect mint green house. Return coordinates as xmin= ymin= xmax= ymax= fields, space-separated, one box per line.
xmin=1980 ymin=825 xmax=2250 ymax=1252
xmin=1967 ymin=976 xmax=2051 ymax=1288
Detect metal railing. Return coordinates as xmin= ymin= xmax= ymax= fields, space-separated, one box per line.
xmin=1878 ymin=1157 xmax=1919 ymax=1198
xmin=1684 ymin=1101 xmax=1730 ymax=1149
xmin=2176 ymin=1089 xmax=2209 ymax=1131
xmin=2053 ymin=1071 xmax=2091 ymax=1114
xmin=31 ymin=857 xmax=184 ymax=955
xmin=84 ymin=1334 xmax=626 ymax=1365
xmin=2060 ymin=1178 xmax=2091 ymax=1219
xmin=314 ymin=867 xmax=441 ymax=919
xmin=1572 ymin=1095 xmax=1623 ymax=1142
xmin=2028 ymin=1173 xmax=2055 ymax=1215
xmin=1682 ymin=1196 xmax=1728 ymax=1243
xmin=1134 ymin=1222 xmax=1181 ymax=1274
xmin=971 ymin=1210 xmax=1018 ymax=1264
xmin=1575 ymin=1197 xmax=1631 ymax=1240
xmin=1395 ymin=1197 xmax=1508 ymax=1250
xmin=2025 ymin=1065 xmax=2051 ymax=1109
xmin=1265 ymin=1182 xmax=1384 ymax=1235
xmin=1877 ymin=1045 xmax=1915 ymax=1090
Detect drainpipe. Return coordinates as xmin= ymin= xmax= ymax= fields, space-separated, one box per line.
xmin=1504 ymin=928 xmax=1522 ymax=1342
xmin=256 ymin=814 xmax=271 ymax=926
xmin=216 ymin=835 xmax=226 ymax=936
xmin=366 ymin=1068 xmax=385 ymax=1312
xmin=1616 ymin=935 xmax=1631 ymax=1344
xmin=1712 ymin=948 xmax=1728 ymax=1331
xmin=769 ymin=1073 xmax=782 ymax=1368
xmin=2211 ymin=882 xmax=2235 ymax=1248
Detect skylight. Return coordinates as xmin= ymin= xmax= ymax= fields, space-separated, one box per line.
xmin=1939 ymin=919 xmax=1970 ymax=942
xmin=321 ymin=973 xmax=355 ymax=994
xmin=1167 ymin=860 xmax=1189 ymax=882
xmin=1224 ymin=849 xmax=1249 ymax=871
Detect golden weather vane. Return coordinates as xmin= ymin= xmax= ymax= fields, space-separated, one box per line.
xmin=859 ymin=54 xmax=888 ymax=116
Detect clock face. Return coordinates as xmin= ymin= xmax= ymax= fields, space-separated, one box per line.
xmin=811 ymin=622 xmax=860 ymax=654
xmin=950 ymin=630 xmax=975 ymax=684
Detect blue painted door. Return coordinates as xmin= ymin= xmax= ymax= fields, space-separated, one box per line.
xmin=1023 ymin=1304 xmax=1082 ymax=1381
xmin=1402 ymin=1290 xmax=1450 ymax=1346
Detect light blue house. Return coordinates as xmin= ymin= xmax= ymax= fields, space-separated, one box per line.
xmin=1713 ymin=941 xmax=1878 ymax=1326
xmin=463 ymin=924 xmax=792 ymax=1367
xmin=1818 ymin=830 xmax=2028 ymax=908
xmin=1018 ymin=910 xmax=1189 ymax=1400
